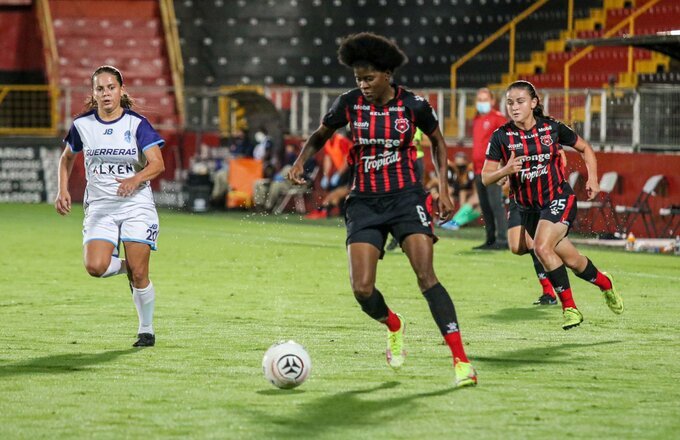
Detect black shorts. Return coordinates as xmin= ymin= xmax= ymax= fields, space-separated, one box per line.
xmin=520 ymin=190 xmax=578 ymax=239
xmin=345 ymin=186 xmax=437 ymax=258
xmin=507 ymin=198 xmax=522 ymax=229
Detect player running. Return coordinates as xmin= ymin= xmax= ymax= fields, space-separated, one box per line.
xmin=288 ymin=33 xmax=476 ymax=387
xmin=55 ymin=65 xmax=164 ymax=347
xmin=482 ymin=80 xmax=623 ymax=330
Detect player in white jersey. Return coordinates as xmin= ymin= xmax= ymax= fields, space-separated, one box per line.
xmin=55 ymin=65 xmax=165 ymax=347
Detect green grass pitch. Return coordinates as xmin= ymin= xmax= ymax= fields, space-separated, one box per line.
xmin=1 ymin=203 xmax=678 ymax=439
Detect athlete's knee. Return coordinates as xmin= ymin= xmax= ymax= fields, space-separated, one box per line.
xmin=84 ymin=260 xmax=109 ymax=278
xmin=533 ymin=241 xmax=553 ymax=262
xmin=414 ymin=269 xmax=438 ymax=292
xmin=128 ymin=267 xmax=149 ymax=288
xmin=350 ymin=278 xmax=374 ymax=299
xmin=509 ymin=241 xmax=524 ymax=255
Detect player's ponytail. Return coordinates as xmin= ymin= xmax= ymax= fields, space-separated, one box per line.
xmin=507 ymin=80 xmax=552 ymax=120
xmin=85 ymin=65 xmax=134 ymax=110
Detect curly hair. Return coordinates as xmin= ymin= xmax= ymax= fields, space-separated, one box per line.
xmin=85 ymin=65 xmax=134 ymax=110
xmin=337 ymin=33 xmax=407 ymax=72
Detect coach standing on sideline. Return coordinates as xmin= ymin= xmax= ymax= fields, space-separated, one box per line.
xmin=472 ymin=88 xmax=508 ymax=250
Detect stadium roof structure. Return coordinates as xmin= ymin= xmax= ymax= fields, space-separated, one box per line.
xmin=566 ymin=31 xmax=680 ymax=61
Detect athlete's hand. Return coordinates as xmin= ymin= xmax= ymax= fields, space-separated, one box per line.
xmin=503 ymin=151 xmax=523 ymax=176
xmin=437 ymin=192 xmax=455 ymax=223
xmin=115 ymin=176 xmax=141 ymax=197
xmin=287 ymin=162 xmax=306 ymax=185
xmin=496 ymin=176 xmax=508 ymax=186
xmin=55 ymin=190 xmax=71 ymax=215
xmin=585 ymin=177 xmax=600 ymax=201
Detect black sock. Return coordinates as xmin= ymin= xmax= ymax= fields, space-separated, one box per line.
xmin=355 ymin=288 xmax=389 ymax=321
xmin=574 ymin=258 xmax=598 ymax=283
xmin=546 ymin=265 xmax=571 ymax=294
xmin=422 ymin=283 xmax=460 ymax=335
xmin=529 ymin=250 xmax=547 ymax=280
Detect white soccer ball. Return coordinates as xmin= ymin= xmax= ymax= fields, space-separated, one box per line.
xmin=262 ymin=340 xmax=311 ymax=389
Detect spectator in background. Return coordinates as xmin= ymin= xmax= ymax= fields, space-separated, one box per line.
xmin=253 ymin=143 xmax=305 ymax=212
xmin=472 ymin=88 xmax=508 ymax=250
xmin=438 ymin=152 xmax=480 ymax=230
xmin=229 ymin=129 xmax=254 ymax=157
xmin=253 ymin=127 xmax=275 ymax=178
xmin=305 ymin=130 xmax=352 ymax=219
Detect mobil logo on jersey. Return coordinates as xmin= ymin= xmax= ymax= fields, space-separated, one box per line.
xmin=394 ymin=118 xmax=410 ymax=134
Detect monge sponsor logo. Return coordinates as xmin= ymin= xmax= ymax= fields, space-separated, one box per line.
xmin=361 ymin=150 xmax=401 ymax=172
xmin=358 ymin=137 xmax=401 ymax=148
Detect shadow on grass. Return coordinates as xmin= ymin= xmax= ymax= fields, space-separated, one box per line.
xmin=481 ymin=306 xmax=555 ymax=322
xmin=260 ymin=381 xmax=462 ymax=438
xmin=473 ymin=340 xmax=623 ymax=367
xmin=0 ymin=349 xmax=138 ymax=377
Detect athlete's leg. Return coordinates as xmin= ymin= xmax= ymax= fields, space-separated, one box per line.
xmin=533 ymin=220 xmax=577 ymax=308
xmin=124 ymin=241 xmax=155 ymax=341
xmin=402 ymin=233 xmax=470 ymax=364
xmin=83 ymin=240 xmax=124 ymax=278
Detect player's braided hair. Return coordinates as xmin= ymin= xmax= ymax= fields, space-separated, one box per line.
xmin=337 ymin=33 xmax=407 ymax=72
xmin=85 ymin=65 xmax=134 ymax=110
xmin=506 ymin=80 xmax=552 ymax=120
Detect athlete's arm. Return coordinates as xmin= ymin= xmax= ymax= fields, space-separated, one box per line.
xmin=115 ymin=145 xmax=165 ymax=197
xmin=427 ymin=126 xmax=454 ymax=222
xmin=481 ymin=151 xmax=522 ymax=186
xmin=570 ymin=136 xmax=599 ymax=201
xmin=287 ymin=124 xmax=335 ymax=185
xmin=55 ymin=147 xmax=78 ymax=215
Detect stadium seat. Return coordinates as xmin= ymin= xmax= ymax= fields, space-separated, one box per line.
xmin=659 ymin=205 xmax=680 ymax=238
xmin=577 ymin=171 xmax=619 ymax=234
xmin=615 ymin=174 xmax=667 ymax=237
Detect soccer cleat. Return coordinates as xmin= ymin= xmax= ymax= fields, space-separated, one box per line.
xmin=533 ymin=293 xmax=558 ymax=306
xmin=601 ymin=272 xmax=624 ymax=315
xmin=386 ymin=237 xmax=399 ymax=251
xmin=454 ymin=359 xmax=478 ymax=388
xmin=304 ymin=209 xmax=327 ymax=220
xmin=562 ymin=307 xmax=584 ymax=330
xmin=133 ymin=333 xmax=155 ymax=347
xmin=386 ymin=314 xmax=406 ymax=370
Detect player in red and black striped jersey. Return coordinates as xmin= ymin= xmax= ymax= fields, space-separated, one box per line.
xmin=482 ymin=80 xmax=624 ymax=330
xmin=288 ymin=33 xmax=476 ymax=387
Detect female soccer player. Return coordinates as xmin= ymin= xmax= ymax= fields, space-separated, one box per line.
xmin=288 ymin=33 xmax=476 ymax=387
xmin=55 ymin=65 xmax=165 ymax=347
xmin=482 ymin=80 xmax=623 ymax=330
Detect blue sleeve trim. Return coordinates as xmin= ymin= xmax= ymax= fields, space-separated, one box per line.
xmin=84 ymin=238 xmax=119 ymax=247
xmin=142 ymin=139 xmax=165 ymax=151
xmin=121 ymin=238 xmax=158 ymax=251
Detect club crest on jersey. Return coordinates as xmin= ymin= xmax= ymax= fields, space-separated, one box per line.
xmin=540 ymin=134 xmax=553 ymax=147
xmin=394 ymin=118 xmax=410 ymax=134
xmin=124 ymin=130 xmax=132 ymax=143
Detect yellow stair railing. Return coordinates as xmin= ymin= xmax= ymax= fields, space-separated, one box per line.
xmin=159 ymin=0 xmax=186 ymax=128
xmin=448 ymin=0 xmax=550 ymax=137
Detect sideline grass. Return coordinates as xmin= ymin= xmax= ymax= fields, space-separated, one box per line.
xmin=1 ymin=203 xmax=678 ymax=439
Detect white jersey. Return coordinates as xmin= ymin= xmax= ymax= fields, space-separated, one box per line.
xmin=64 ymin=109 xmax=164 ymax=207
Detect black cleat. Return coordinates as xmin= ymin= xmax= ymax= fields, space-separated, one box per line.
xmin=533 ymin=294 xmax=558 ymax=306
xmin=133 ymin=333 xmax=155 ymax=347
xmin=386 ymin=237 xmax=399 ymax=251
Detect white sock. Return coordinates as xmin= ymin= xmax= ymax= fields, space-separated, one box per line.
xmin=132 ymin=281 xmax=155 ymax=335
xmin=100 ymin=257 xmax=126 ymax=278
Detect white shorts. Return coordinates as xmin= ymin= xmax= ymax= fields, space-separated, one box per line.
xmin=83 ymin=204 xmax=160 ymax=251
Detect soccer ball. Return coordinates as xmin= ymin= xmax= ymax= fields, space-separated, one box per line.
xmin=262 ymin=340 xmax=311 ymax=389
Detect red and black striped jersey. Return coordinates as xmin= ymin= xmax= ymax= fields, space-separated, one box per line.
xmin=322 ymin=85 xmax=438 ymax=195
xmin=486 ymin=117 xmax=578 ymax=210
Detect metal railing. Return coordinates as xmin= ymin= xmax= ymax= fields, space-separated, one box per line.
xmin=3 ymin=84 xmax=680 ymax=151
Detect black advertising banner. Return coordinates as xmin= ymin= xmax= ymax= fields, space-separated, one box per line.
xmin=0 ymin=146 xmax=51 ymax=203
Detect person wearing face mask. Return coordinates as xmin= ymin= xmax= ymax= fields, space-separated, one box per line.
xmin=472 ymin=88 xmax=509 ymax=250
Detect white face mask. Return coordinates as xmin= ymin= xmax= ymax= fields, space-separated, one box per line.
xmin=476 ymin=101 xmax=491 ymax=114
xmin=254 ymin=132 xmax=266 ymax=143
